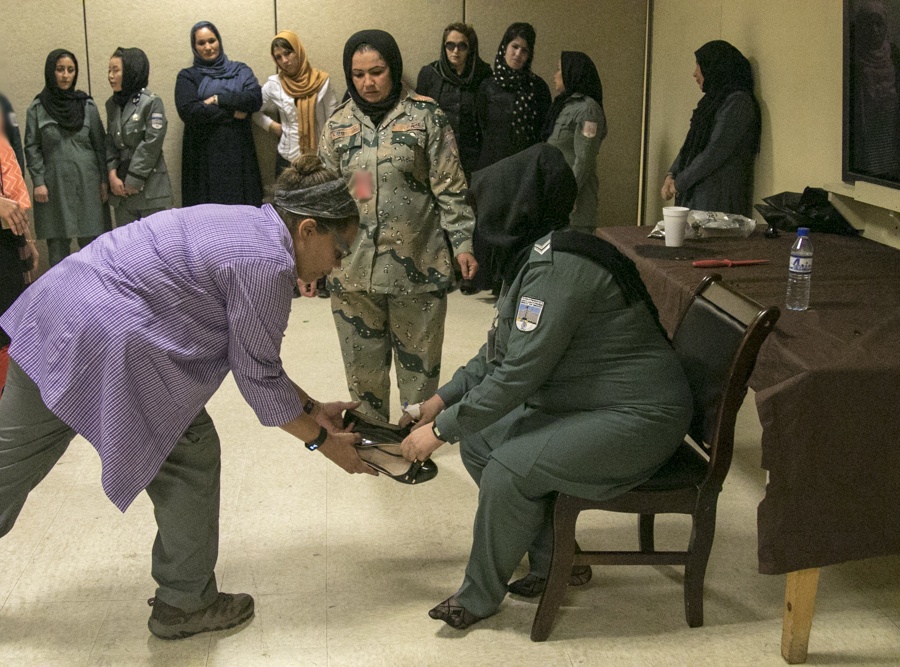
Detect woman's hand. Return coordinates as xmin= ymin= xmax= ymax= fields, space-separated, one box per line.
xmin=270 ymin=121 xmax=283 ymax=139
xmin=661 ymin=174 xmax=677 ymax=201
xmin=123 ymin=184 xmax=140 ymax=196
xmin=457 ymin=252 xmax=479 ymax=280
xmin=315 ymin=400 xmax=361 ymax=433
xmin=406 ymin=394 xmax=446 ymax=431
xmin=318 ymin=431 xmax=377 ymax=475
xmin=0 ymin=197 xmax=30 ymax=236
xmin=400 ymin=423 xmax=444 ymax=462
xmin=33 ymin=185 xmax=49 ymax=203
xmin=109 ymin=172 xmax=126 ymax=197
xmin=203 ymin=95 xmax=217 ymax=106
xmin=298 ymin=281 xmax=317 ymax=297
xmin=233 ymin=110 xmax=248 ymax=120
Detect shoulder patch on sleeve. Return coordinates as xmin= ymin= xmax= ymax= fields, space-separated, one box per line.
xmin=410 ymin=93 xmax=436 ymax=104
xmin=582 ymin=121 xmax=598 ymax=138
xmin=150 ymin=112 xmax=164 ymax=130
xmin=516 ymin=296 xmax=544 ymax=332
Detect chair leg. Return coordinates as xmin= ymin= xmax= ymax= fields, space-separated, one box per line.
xmin=531 ymin=496 xmax=580 ymax=642
xmin=638 ymin=514 xmax=655 ymax=552
xmin=683 ymin=502 xmax=718 ymax=627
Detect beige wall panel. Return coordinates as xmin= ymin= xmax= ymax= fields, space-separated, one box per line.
xmin=467 ymin=0 xmax=648 ymax=227
xmin=84 ymin=0 xmax=277 ymax=205
xmin=274 ymin=0 xmax=464 ymax=101
xmin=0 ymin=0 xmax=88 ymax=176
xmin=643 ymin=1 xmax=846 ymax=231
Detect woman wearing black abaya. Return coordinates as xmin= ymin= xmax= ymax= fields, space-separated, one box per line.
xmin=400 ymin=144 xmax=692 ymax=630
xmin=543 ymin=51 xmax=607 ymax=231
xmin=176 ymin=21 xmax=262 ymax=206
xmin=661 ymin=40 xmax=761 ymax=217
xmin=416 ymin=23 xmax=492 ymax=179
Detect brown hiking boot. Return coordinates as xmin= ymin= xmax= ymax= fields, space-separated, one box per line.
xmin=147 ymin=592 xmax=255 ymax=640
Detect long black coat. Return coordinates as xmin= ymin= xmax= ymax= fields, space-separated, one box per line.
xmin=475 ymin=75 xmax=551 ymax=170
xmin=175 ymin=65 xmax=263 ymax=207
xmin=416 ymin=60 xmax=492 ymax=178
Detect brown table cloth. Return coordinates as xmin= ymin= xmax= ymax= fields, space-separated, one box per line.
xmin=598 ymin=225 xmax=900 ymax=575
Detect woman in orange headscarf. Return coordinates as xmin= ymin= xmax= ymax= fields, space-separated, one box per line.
xmin=0 ymin=111 xmax=37 ymax=390
xmin=254 ymin=31 xmax=339 ymax=176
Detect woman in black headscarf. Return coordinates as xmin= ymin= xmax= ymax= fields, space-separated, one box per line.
xmin=543 ymin=51 xmax=607 ymax=231
xmin=661 ymin=40 xmax=761 ymax=217
xmin=175 ymin=21 xmax=263 ymax=206
xmin=24 ymin=49 xmax=110 ymax=266
xmin=416 ymin=23 xmax=492 ymax=179
xmin=400 ymin=144 xmax=692 ymax=630
xmin=317 ymin=29 xmax=477 ymax=424
xmin=105 ymin=47 xmax=173 ymax=226
xmin=475 ymin=23 xmax=552 ymax=170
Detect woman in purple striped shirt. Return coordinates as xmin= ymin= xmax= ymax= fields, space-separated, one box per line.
xmin=0 ymin=155 xmax=375 ymax=640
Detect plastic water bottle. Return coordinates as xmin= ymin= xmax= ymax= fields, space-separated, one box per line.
xmin=786 ymin=227 xmax=813 ymax=311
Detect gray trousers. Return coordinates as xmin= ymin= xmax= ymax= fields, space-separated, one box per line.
xmin=455 ymin=431 xmax=558 ymax=618
xmin=0 ymin=360 xmax=221 ymax=612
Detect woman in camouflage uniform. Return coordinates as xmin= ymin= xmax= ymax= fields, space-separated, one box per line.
xmin=318 ymin=29 xmax=477 ymax=421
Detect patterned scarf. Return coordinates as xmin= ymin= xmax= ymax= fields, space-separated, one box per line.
xmin=492 ymin=24 xmax=541 ymax=146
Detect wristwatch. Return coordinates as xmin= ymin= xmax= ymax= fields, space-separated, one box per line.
xmin=305 ymin=425 xmax=328 ymax=451
xmin=431 ymin=422 xmax=444 ymax=442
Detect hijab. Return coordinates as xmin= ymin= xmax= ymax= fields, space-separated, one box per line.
xmin=111 ymin=47 xmax=150 ymax=108
xmin=190 ymin=21 xmax=243 ymax=80
xmin=273 ymin=31 xmax=328 ymax=153
xmin=674 ymin=40 xmax=761 ymax=176
xmin=470 ymin=143 xmax=667 ymax=338
xmin=343 ymin=30 xmax=403 ymax=127
xmin=541 ymin=51 xmax=603 ymax=140
xmin=433 ymin=24 xmax=491 ymax=89
xmin=37 ymin=49 xmax=89 ymax=132
xmin=492 ymin=23 xmax=542 ymax=146
xmin=853 ymin=0 xmax=897 ymax=99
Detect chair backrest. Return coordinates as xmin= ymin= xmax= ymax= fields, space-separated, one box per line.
xmin=671 ymin=274 xmax=780 ymax=490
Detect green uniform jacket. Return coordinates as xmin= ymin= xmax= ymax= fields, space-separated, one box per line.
xmin=318 ymin=92 xmax=475 ymax=295
xmin=25 ymin=99 xmax=110 ymax=240
xmin=433 ymin=233 xmax=692 ymax=501
xmin=545 ymin=94 xmax=607 ymax=230
xmin=105 ymin=89 xmax=173 ymax=211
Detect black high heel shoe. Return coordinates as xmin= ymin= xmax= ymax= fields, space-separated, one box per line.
xmin=343 ymin=410 xmax=438 ymax=484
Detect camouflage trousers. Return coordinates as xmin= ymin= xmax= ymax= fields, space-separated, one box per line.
xmin=330 ymin=290 xmax=447 ymax=421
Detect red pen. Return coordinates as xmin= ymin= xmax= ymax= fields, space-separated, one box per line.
xmin=692 ymin=259 xmax=770 ymax=268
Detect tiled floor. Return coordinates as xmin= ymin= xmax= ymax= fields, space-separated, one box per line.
xmin=0 ymin=291 xmax=897 ymax=666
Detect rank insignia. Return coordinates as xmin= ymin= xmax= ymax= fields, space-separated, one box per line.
xmin=516 ymin=296 xmax=544 ymax=332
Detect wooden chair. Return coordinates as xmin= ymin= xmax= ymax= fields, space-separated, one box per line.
xmin=530 ymin=274 xmax=780 ymax=641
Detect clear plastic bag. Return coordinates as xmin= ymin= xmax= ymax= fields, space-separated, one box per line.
xmin=687 ymin=210 xmax=756 ymax=238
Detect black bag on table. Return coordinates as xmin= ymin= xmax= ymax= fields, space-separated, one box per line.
xmin=755 ymin=187 xmax=858 ymax=236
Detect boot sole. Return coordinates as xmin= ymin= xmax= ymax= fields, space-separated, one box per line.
xmin=149 ymin=606 xmax=255 ymax=640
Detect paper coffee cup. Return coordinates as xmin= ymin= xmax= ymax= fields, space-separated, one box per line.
xmin=663 ymin=206 xmax=690 ymax=247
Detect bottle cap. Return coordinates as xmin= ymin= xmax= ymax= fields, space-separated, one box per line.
xmin=797 ymin=227 xmax=810 ymax=237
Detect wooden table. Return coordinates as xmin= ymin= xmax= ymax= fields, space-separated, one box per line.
xmin=597 ymin=225 xmax=900 ymax=663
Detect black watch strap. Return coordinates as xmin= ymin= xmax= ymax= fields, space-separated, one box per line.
xmin=305 ymin=425 xmax=328 ymax=451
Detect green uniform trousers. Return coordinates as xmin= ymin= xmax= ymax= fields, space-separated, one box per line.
xmin=112 ymin=205 xmax=166 ymax=228
xmin=455 ymin=414 xmax=558 ymax=618
xmin=0 ymin=360 xmax=221 ymax=613
xmin=330 ymin=290 xmax=447 ymax=421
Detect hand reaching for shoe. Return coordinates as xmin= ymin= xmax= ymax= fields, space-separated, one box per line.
xmin=315 ymin=400 xmax=360 ymax=433
xmin=400 ymin=423 xmax=444 ymax=462
xmin=319 ymin=431 xmax=377 ymax=475
xmin=398 ymin=394 xmax=446 ymax=430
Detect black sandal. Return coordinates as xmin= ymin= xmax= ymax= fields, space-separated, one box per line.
xmin=508 ymin=565 xmax=593 ymax=598
xmin=428 ymin=596 xmax=483 ymax=630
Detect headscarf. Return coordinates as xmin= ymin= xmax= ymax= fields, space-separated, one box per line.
xmin=491 ymin=23 xmax=542 ymax=146
xmin=36 ymin=49 xmax=89 ymax=132
xmin=674 ymin=40 xmax=761 ymax=177
xmin=190 ymin=21 xmax=243 ymax=80
xmin=468 ymin=144 xmax=577 ymax=283
xmin=541 ymin=51 xmax=604 ymax=140
xmin=343 ymin=30 xmax=403 ymax=127
xmin=433 ymin=24 xmax=491 ymax=89
xmin=111 ymin=47 xmax=150 ymax=108
xmin=274 ymin=178 xmax=357 ymax=220
xmin=853 ymin=1 xmax=896 ymax=100
xmin=470 ymin=143 xmax=667 ymax=338
xmin=273 ymin=31 xmax=328 ymax=153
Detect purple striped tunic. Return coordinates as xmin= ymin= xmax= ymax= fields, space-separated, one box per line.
xmin=0 ymin=204 xmax=304 ymax=511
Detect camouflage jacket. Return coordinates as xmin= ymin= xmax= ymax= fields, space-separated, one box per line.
xmin=318 ymin=91 xmax=475 ymax=294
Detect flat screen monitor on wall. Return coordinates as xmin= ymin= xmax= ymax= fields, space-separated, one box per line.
xmin=844 ymin=0 xmax=900 ymax=189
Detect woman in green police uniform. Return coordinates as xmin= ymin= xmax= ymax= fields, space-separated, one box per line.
xmin=318 ymin=29 xmax=477 ymax=422
xmin=542 ymin=51 xmax=606 ymax=232
xmin=105 ymin=47 xmax=173 ymax=226
xmin=400 ymin=144 xmax=693 ymax=630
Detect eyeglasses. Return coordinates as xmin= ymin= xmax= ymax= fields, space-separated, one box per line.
xmin=330 ymin=229 xmax=352 ymax=260
xmin=445 ymin=41 xmax=469 ymax=52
